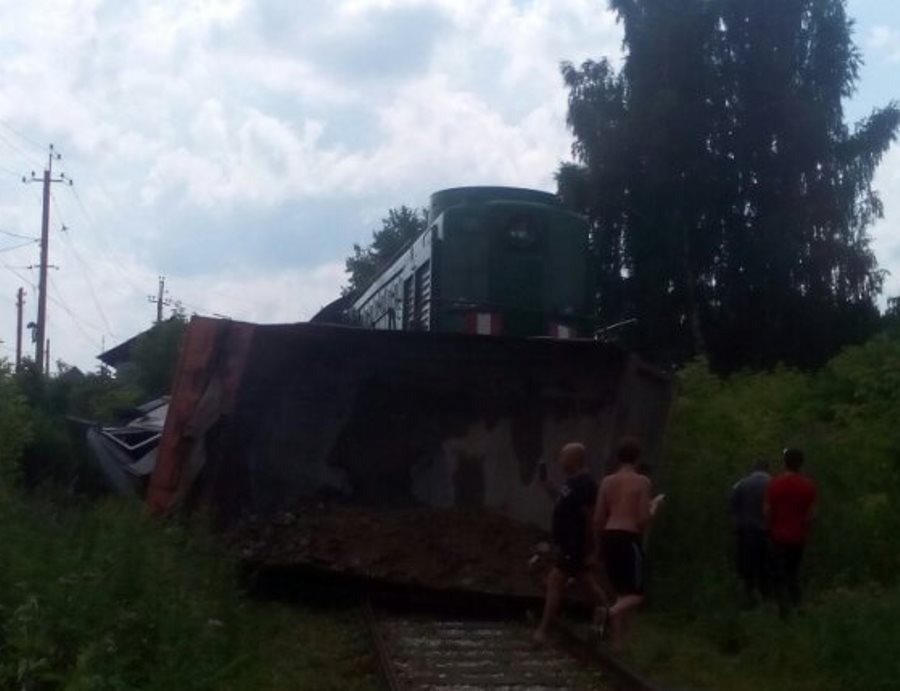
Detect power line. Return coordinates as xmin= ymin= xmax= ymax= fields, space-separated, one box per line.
xmin=0 ymin=239 xmax=38 ymax=253
xmin=66 ymin=183 xmax=147 ymax=297
xmin=57 ymin=221 xmax=115 ymax=336
xmin=48 ymin=273 xmax=104 ymax=349
xmin=0 ymin=129 xmax=41 ymax=169
xmin=0 ymin=258 xmax=36 ymax=291
xmin=69 ymin=184 xmax=95 ymax=224
xmin=51 ymin=189 xmax=119 ymax=336
xmin=47 ymin=273 xmax=111 ymax=335
xmin=67 ymin=179 xmax=248 ymax=319
xmin=50 ymin=190 xmax=67 ymax=226
xmin=0 ymin=228 xmax=38 ymax=241
xmin=0 ymin=120 xmax=44 ymax=152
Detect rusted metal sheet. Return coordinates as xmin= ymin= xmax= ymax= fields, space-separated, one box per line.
xmin=147 ymin=318 xmax=255 ymax=515
xmin=149 ymin=318 xmax=673 ymax=529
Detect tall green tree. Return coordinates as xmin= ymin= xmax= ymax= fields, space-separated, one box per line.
xmin=560 ymin=0 xmax=899 ymax=370
xmin=344 ymin=206 xmax=428 ymax=294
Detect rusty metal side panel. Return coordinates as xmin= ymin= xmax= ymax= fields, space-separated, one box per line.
xmin=146 ymin=317 xmax=256 ymax=515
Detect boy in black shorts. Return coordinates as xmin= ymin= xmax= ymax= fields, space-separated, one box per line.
xmin=533 ymin=442 xmax=607 ymax=645
xmin=594 ymin=438 xmax=652 ymax=652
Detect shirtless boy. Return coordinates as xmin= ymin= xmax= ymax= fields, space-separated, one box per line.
xmin=594 ymin=438 xmax=652 ymax=652
xmin=533 ymin=442 xmax=607 ymax=645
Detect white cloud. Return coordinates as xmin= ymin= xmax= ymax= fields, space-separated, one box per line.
xmin=869 ymin=25 xmax=900 ymax=62
xmin=872 ymin=144 xmax=900 ymax=299
xmin=174 ymin=261 xmax=347 ymax=324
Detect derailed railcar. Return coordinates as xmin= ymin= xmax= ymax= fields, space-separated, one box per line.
xmin=349 ymin=187 xmax=591 ymax=339
xmin=147 ymin=318 xmax=672 ymax=532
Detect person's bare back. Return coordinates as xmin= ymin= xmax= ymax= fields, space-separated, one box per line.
xmin=596 ymin=465 xmax=652 ymax=535
xmin=592 ymin=438 xmax=653 ymax=653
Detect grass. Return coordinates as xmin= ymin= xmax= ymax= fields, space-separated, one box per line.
xmin=626 ymin=586 xmax=900 ymax=691
xmin=0 ymin=496 xmax=383 ymax=691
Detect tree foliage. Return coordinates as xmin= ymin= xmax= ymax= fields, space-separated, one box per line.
xmin=116 ymin=314 xmax=188 ymax=400
xmin=343 ymin=206 xmax=428 ymax=294
xmin=0 ymin=362 xmax=33 ymax=494
xmin=560 ymin=0 xmax=899 ymax=370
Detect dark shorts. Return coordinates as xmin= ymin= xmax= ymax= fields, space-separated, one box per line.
xmin=602 ymin=530 xmax=644 ymax=596
xmin=736 ymin=528 xmax=769 ymax=588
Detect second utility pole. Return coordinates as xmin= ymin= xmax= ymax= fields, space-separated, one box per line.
xmin=148 ymin=276 xmax=168 ymax=324
xmin=15 ymin=287 xmax=24 ymax=370
xmin=156 ymin=276 xmax=165 ymax=323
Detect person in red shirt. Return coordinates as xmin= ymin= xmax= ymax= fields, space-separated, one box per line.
xmin=764 ymin=447 xmax=817 ymax=617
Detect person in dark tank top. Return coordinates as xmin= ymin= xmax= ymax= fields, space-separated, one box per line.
xmin=533 ymin=442 xmax=608 ymax=646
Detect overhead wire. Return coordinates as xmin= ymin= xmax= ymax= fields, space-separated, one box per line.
xmin=48 ymin=273 xmax=104 ymax=350
xmin=68 ymin=181 xmax=251 ymax=317
xmin=0 ymin=119 xmax=44 ymax=152
xmin=52 ymin=194 xmax=115 ymax=336
xmin=0 ymin=258 xmax=37 ymax=291
xmin=0 ymin=163 xmax=23 ymax=178
xmin=0 ymin=239 xmax=38 ymax=254
xmin=0 ymin=129 xmax=41 ymax=169
xmin=48 ymin=178 xmax=122 ymax=355
xmin=68 ymin=177 xmax=255 ymax=322
xmin=0 ymin=228 xmax=37 ymax=241
xmin=66 ymin=183 xmax=148 ymax=298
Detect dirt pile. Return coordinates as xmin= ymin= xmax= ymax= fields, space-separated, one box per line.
xmin=229 ymin=503 xmax=557 ymax=598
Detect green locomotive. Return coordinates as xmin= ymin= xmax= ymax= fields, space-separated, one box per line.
xmin=349 ymin=186 xmax=591 ymax=339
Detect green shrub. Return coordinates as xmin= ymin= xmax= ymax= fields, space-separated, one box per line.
xmin=652 ymin=330 xmax=900 ymax=610
xmin=0 ymin=498 xmax=381 ymax=691
xmin=0 ymin=360 xmax=34 ymax=494
xmin=639 ymin=328 xmax=900 ymax=689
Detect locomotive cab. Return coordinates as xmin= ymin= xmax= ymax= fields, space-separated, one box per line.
xmin=350 ymin=186 xmax=591 ymax=339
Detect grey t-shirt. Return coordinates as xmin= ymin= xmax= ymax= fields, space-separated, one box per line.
xmin=731 ymin=471 xmax=771 ymax=531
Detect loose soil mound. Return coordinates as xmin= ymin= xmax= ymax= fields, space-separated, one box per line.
xmin=229 ymin=503 xmax=558 ymax=598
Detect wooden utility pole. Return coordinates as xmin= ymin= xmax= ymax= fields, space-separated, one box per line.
xmin=15 ymin=287 xmax=24 ymax=370
xmin=148 ymin=276 xmax=168 ymax=323
xmin=23 ymin=144 xmax=71 ymax=376
xmin=156 ymin=276 xmax=165 ymax=323
xmin=45 ymin=339 xmax=50 ymax=375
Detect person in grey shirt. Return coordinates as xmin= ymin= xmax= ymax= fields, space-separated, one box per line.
xmin=730 ymin=460 xmax=771 ymax=605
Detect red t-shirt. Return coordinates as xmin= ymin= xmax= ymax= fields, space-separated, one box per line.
xmin=767 ymin=472 xmax=817 ymax=544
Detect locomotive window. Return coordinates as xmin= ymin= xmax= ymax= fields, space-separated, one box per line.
xmin=402 ymin=276 xmax=414 ymax=330
xmin=506 ymin=216 xmax=537 ymax=247
xmin=414 ymin=261 xmax=431 ymax=330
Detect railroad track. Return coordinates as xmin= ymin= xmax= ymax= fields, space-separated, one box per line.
xmin=366 ymin=602 xmax=619 ymax=691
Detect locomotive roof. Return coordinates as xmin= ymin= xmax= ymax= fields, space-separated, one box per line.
xmin=429 ymin=186 xmax=560 ymax=222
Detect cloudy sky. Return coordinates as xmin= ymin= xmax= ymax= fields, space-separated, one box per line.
xmin=0 ymin=0 xmax=897 ymax=370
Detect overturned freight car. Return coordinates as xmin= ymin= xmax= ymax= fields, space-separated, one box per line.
xmin=148 ymin=317 xmax=672 ymax=533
